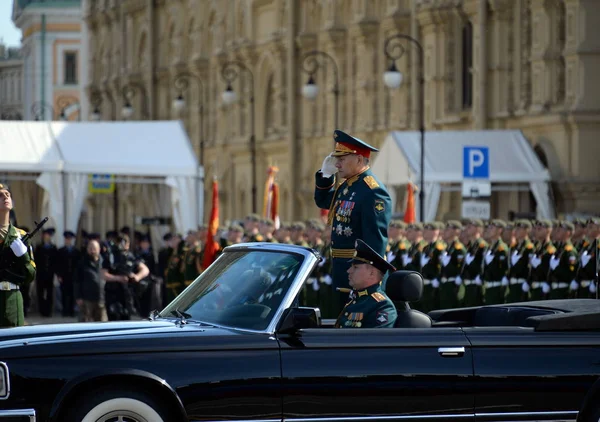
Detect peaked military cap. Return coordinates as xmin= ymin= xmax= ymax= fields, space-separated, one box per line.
xmin=464 ymin=218 xmax=484 ymax=227
xmin=389 ymin=220 xmax=407 ymax=229
xmin=350 ymin=239 xmax=396 ymax=274
xmin=63 ymin=230 xmax=76 ymax=238
xmin=535 ymin=219 xmax=553 ymax=228
xmin=0 ymin=183 xmax=9 ymax=192
xmin=559 ymin=221 xmax=574 ymax=231
xmin=408 ymin=222 xmax=424 ymax=231
xmin=43 ymin=227 xmax=56 ymax=236
xmin=331 ymin=129 xmax=378 ymax=159
xmin=574 ymin=218 xmax=587 ymax=226
xmin=446 ymin=220 xmax=463 ymax=229
xmin=489 ymin=219 xmax=507 ymax=228
xmin=162 ymin=232 xmax=173 ymax=242
xmin=587 ymin=217 xmax=600 ymax=225
xmin=514 ymin=219 xmax=532 ymax=229
xmin=423 ymin=222 xmax=437 ymax=230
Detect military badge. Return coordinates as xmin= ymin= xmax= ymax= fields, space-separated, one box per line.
xmin=374 ymin=199 xmax=385 ymax=213
xmin=376 ymin=311 xmax=388 ymax=325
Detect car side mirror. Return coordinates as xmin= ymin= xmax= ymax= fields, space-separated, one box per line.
xmin=277 ymin=307 xmax=321 ymax=334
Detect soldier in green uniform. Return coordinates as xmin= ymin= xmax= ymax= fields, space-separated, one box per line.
xmin=314 ymin=130 xmax=391 ymax=314
xmin=438 ymin=221 xmax=466 ymax=309
xmin=548 ymin=221 xmax=579 ymax=299
xmin=482 ymin=220 xmax=510 ymax=305
xmin=335 ymin=239 xmax=397 ymax=328
xmin=0 ymin=184 xmax=36 ymax=327
xmin=502 ymin=222 xmax=517 ymax=254
xmin=578 ymin=217 xmax=599 ymax=298
xmin=182 ymin=230 xmax=202 ymax=288
xmin=243 ymin=214 xmax=264 ymax=242
xmin=572 ymin=218 xmax=588 ymax=252
xmin=416 ymin=222 xmax=446 ymax=313
xmin=506 ymin=220 xmax=535 ymax=303
xmin=461 ymin=218 xmax=488 ymax=307
xmin=529 ymin=220 xmax=555 ymax=300
xmin=404 ymin=223 xmax=426 ymax=272
xmin=165 ymin=234 xmax=185 ymax=303
xmin=387 ymin=221 xmax=411 ymax=271
xmin=291 ymin=222 xmax=310 ymax=247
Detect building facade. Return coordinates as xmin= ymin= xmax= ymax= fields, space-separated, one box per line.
xmin=84 ymin=0 xmax=600 ymax=226
xmin=0 ymin=44 xmax=23 ymax=120
xmin=13 ymin=0 xmax=84 ymax=121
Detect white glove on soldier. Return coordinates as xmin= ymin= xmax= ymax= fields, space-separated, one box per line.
xmin=569 ymin=280 xmax=579 ymax=291
xmin=522 ymin=282 xmax=530 ymax=293
xmin=10 ymin=238 xmax=27 ymax=257
xmin=501 ymin=276 xmax=509 ymax=286
xmin=542 ymin=282 xmax=551 ymax=294
xmin=454 ymin=276 xmax=462 ymax=286
xmin=431 ymin=278 xmax=440 ymax=288
xmin=590 ymin=282 xmax=597 ymax=294
xmin=320 ymin=154 xmax=338 ymax=178
xmin=474 ymin=275 xmax=482 ymax=286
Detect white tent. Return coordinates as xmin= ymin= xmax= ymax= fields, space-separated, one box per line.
xmin=1 ymin=121 xmax=202 ymax=243
xmin=371 ymin=130 xmax=555 ymax=221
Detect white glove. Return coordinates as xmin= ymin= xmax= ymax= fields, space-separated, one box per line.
xmin=402 ymin=255 xmax=412 ymax=267
xmin=320 ymin=154 xmax=338 ymax=178
xmin=321 ymin=274 xmax=333 ymax=285
xmin=454 ymin=276 xmax=462 ymax=286
xmin=590 ymin=282 xmax=597 ymax=294
xmin=501 ymin=276 xmax=509 ymax=286
xmin=569 ymin=280 xmax=579 ymax=291
xmin=431 ymin=278 xmax=440 ymax=288
xmin=530 ymin=256 xmax=541 ymax=268
xmin=484 ymin=251 xmax=494 ymax=265
xmin=10 ymin=238 xmax=27 ymax=257
xmin=318 ymin=256 xmax=326 ymax=267
xmin=511 ymin=253 xmax=522 ymax=266
xmin=474 ymin=275 xmax=482 ymax=285
xmin=542 ymin=282 xmax=551 ymax=294
xmin=522 ymin=282 xmax=530 ymax=293
xmin=549 ymin=256 xmax=560 ymax=270
xmin=441 ymin=253 xmax=451 ymax=267
xmin=581 ymin=252 xmax=591 ymax=267
xmin=465 ymin=253 xmax=475 ymax=265
xmin=386 ymin=251 xmax=396 ymax=262
xmin=420 ymin=255 xmax=430 ymax=267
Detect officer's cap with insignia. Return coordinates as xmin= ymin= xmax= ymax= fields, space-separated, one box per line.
xmin=245 ymin=213 xmax=260 ymax=222
xmin=574 ymin=218 xmax=587 ymax=226
xmin=446 ymin=220 xmax=463 ymax=229
xmin=162 ymin=232 xmax=173 ymax=242
xmin=489 ymin=219 xmax=507 ymax=228
xmin=0 ymin=183 xmax=9 ymax=192
xmin=350 ymin=239 xmax=396 ymax=274
xmin=464 ymin=218 xmax=484 ymax=227
xmin=559 ymin=221 xmax=574 ymax=231
xmin=229 ymin=224 xmax=244 ymax=233
xmin=407 ymin=222 xmax=423 ymax=231
xmin=514 ymin=219 xmax=532 ymax=229
xmin=535 ymin=219 xmax=552 ymax=228
xmin=389 ymin=220 xmax=407 ymax=229
xmin=331 ymin=130 xmax=379 ymax=159
xmin=587 ymin=217 xmax=600 ymax=226
xmin=63 ymin=230 xmax=76 ymax=238
xmin=43 ymin=227 xmax=56 ymax=236
xmin=423 ymin=222 xmax=437 ymax=230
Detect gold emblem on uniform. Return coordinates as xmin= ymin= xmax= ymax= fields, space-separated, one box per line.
xmin=363 ymin=176 xmax=379 ymax=189
xmin=343 ymin=188 xmax=349 ymax=195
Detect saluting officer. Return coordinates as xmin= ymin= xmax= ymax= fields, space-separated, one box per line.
xmin=507 ymin=220 xmax=535 ymax=303
xmin=314 ymin=130 xmax=391 ymax=313
xmin=461 ymin=219 xmax=488 ymax=307
xmin=335 ymin=239 xmax=397 ymax=328
xmin=482 ymin=220 xmax=510 ymax=305
xmin=0 ymin=184 xmax=36 ymax=327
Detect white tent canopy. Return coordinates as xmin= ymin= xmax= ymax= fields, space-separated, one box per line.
xmin=1 ymin=121 xmax=202 ymax=243
xmin=371 ymin=130 xmax=554 ymax=221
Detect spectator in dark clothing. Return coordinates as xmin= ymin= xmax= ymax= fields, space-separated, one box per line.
xmin=74 ymin=240 xmax=107 ymax=322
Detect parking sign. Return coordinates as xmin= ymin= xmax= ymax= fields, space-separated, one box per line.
xmin=463 ymin=146 xmax=489 ymax=179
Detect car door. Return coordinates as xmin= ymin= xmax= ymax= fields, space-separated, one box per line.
xmin=278 ymin=327 xmax=474 ymax=422
xmin=464 ymin=327 xmax=600 ymax=422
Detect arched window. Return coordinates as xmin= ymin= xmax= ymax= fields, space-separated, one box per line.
xmin=462 ymin=21 xmax=473 ymax=109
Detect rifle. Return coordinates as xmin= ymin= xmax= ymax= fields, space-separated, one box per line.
xmin=0 ymin=217 xmax=49 ymax=273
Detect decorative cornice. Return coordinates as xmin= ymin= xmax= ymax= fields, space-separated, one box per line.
xmin=417 ymin=0 xmax=462 ymax=12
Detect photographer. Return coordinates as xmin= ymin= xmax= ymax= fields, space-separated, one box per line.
xmin=101 ymin=234 xmax=149 ymax=321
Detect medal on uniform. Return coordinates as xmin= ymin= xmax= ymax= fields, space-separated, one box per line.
xmin=343 ymin=187 xmax=349 ymax=195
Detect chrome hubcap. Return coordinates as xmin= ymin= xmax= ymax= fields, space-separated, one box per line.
xmin=95 ymin=411 xmax=149 ymax=422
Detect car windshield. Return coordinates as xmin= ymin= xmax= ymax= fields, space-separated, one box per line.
xmin=159 ymin=249 xmax=304 ymax=331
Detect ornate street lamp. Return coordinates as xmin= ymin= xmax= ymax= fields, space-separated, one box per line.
xmin=121 ymin=82 xmax=150 ymax=120
xmin=383 ymin=34 xmax=426 ymax=222
xmin=220 ymin=61 xmax=257 ymax=213
xmin=57 ymin=96 xmax=81 ymax=121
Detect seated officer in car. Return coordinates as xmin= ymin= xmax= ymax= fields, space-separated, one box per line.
xmin=335 ymin=239 xmax=397 ymax=328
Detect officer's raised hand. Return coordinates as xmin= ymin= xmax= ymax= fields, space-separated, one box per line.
xmin=320 ymin=153 xmax=338 ymax=178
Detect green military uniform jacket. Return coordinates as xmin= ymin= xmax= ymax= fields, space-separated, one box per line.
xmin=165 ymin=242 xmax=186 ymax=302
xmin=388 ymin=238 xmax=411 ymax=271
xmin=577 ymin=238 xmax=598 ymax=298
xmin=314 ymin=168 xmax=391 ymax=292
xmin=506 ymin=238 xmax=535 ymax=303
xmin=548 ymin=241 xmax=578 ymax=299
xmin=461 ymin=237 xmax=488 ymax=307
xmin=0 ymin=224 xmax=36 ymax=327
xmin=335 ymin=283 xmax=397 ymax=328
xmin=482 ymin=239 xmax=509 ymax=305
xmin=404 ymin=239 xmax=427 ymax=272
xmin=439 ymin=238 xmax=466 ymax=309
xmin=183 ymin=243 xmax=202 ymax=286
xmin=529 ymin=240 xmax=556 ymax=300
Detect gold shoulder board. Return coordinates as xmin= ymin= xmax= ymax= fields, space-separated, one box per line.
xmin=371 ymin=292 xmax=386 ymax=302
xmin=363 ymin=176 xmax=380 ymax=189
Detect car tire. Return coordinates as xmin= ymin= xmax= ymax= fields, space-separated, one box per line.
xmin=66 ymin=389 xmax=171 ymax=422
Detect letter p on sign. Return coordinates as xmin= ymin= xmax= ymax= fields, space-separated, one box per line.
xmin=463 ymin=146 xmax=489 ymax=179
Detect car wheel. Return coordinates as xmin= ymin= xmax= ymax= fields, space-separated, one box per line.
xmin=67 ymin=389 xmax=171 ymax=422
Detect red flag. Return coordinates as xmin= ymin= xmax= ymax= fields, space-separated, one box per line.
xmin=404 ymin=182 xmax=416 ymax=224
xmin=271 ymin=182 xmax=280 ymax=229
xmin=201 ymin=178 xmax=220 ymax=270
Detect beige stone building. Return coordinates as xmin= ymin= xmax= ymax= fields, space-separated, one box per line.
xmin=84 ymin=0 xmax=600 ymax=228
xmin=0 ymin=43 xmax=23 ymax=120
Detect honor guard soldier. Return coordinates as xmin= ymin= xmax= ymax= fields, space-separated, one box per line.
xmin=335 ymin=239 xmax=397 ymax=328
xmin=548 ymin=221 xmax=578 ymax=299
xmin=0 ymin=184 xmax=36 ymax=327
xmin=482 ymin=220 xmax=510 ymax=305
xmin=530 ymin=220 xmax=555 ymax=300
xmin=461 ymin=219 xmax=488 ymax=307
xmin=56 ymin=230 xmax=82 ymax=317
xmin=404 ymin=223 xmax=427 ymax=272
xmin=439 ymin=221 xmax=466 ymax=309
xmin=417 ymin=222 xmax=446 ymax=313
xmin=506 ymin=220 xmax=535 ymax=303
xmin=35 ymin=227 xmax=58 ymax=317
xmin=165 ymin=234 xmax=185 ymax=303
xmin=182 ymin=230 xmax=202 ymax=287
xmin=578 ymin=217 xmax=599 ymax=298
xmin=502 ymin=222 xmax=517 ymax=253
xmin=243 ymin=214 xmax=264 ymax=242
xmin=572 ymin=218 xmax=588 ymax=252
xmin=314 ymin=130 xmax=391 ymax=314
xmin=386 ymin=221 xmax=412 ymax=271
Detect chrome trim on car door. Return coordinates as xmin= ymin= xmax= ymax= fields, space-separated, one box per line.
xmin=475 ymin=410 xmax=578 ymax=421
xmin=438 ymin=346 xmax=466 ymax=357
xmin=284 ymin=416 xmax=473 ymax=422
xmin=0 ymin=408 xmax=36 ymax=421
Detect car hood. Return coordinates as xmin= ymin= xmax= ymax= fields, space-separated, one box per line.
xmin=0 ymin=319 xmax=262 ymax=360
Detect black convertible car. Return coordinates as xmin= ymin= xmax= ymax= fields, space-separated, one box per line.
xmin=0 ymin=243 xmax=599 ymax=422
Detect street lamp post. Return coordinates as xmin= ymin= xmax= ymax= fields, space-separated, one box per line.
xmin=300 ymin=50 xmax=340 ymax=140
xmin=121 ymin=82 xmax=150 ymax=120
xmin=172 ymin=72 xmax=205 ymax=166
xmin=57 ymin=96 xmax=81 ymax=121
xmin=30 ymin=101 xmax=54 ymax=121
xmin=383 ymin=34 xmax=426 ymax=222
xmin=221 ymin=61 xmax=257 ymax=214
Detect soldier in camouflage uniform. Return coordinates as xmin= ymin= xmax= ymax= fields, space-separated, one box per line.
xmin=461 ymin=218 xmax=487 ymax=307
xmin=548 ymin=221 xmax=579 ymax=299
xmin=529 ymin=220 xmax=555 ymax=300
xmin=439 ymin=221 xmax=466 ymax=309
xmin=578 ymin=217 xmax=599 ymax=298
xmin=506 ymin=220 xmax=535 ymax=303
xmin=386 ymin=221 xmax=411 ymax=271
xmin=416 ymin=222 xmax=446 ymax=313
xmin=482 ymin=220 xmax=510 ymax=305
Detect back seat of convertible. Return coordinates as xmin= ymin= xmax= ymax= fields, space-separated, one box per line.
xmin=473 ymin=306 xmax=562 ymax=327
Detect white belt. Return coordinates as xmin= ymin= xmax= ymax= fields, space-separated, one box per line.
xmin=581 ymin=280 xmax=592 ymax=288
xmin=463 ymin=279 xmax=473 ymax=285
xmin=552 ymin=282 xmax=569 ymax=289
xmin=423 ymin=279 xmax=431 ymax=285
xmin=0 ymin=281 xmax=19 ymax=291
xmin=441 ymin=277 xmax=456 ymax=283
xmin=509 ymin=278 xmax=527 ymax=285
xmin=531 ymin=282 xmax=543 ymax=288
xmin=484 ymin=281 xmax=502 ymax=288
